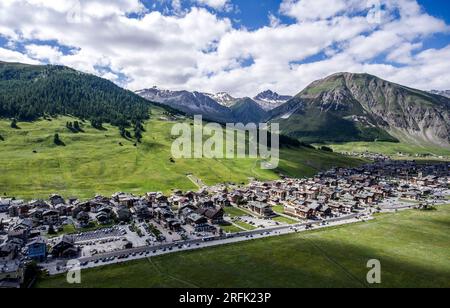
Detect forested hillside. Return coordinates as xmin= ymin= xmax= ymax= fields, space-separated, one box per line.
xmin=0 ymin=62 xmax=151 ymax=126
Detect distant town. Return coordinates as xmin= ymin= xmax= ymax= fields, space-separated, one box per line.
xmin=1 ymin=159 xmax=449 ymax=288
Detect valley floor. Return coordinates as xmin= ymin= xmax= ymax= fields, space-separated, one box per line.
xmin=0 ymin=113 xmax=364 ymax=199
xmin=35 ymin=204 xmax=450 ymax=288
xmin=328 ymin=141 xmax=450 ymax=160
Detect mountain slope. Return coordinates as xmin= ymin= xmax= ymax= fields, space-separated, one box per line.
xmin=0 ymin=61 xmax=151 ymax=126
xmin=230 ymin=98 xmax=268 ymax=124
xmin=269 ymin=73 xmax=450 ymax=146
xmin=203 ymin=92 xmax=236 ymax=107
xmin=136 ymin=87 xmax=235 ymax=123
xmin=253 ymin=90 xmax=292 ymax=111
xmin=430 ymin=90 xmax=450 ymax=99
xmin=0 ymin=111 xmax=364 ymax=199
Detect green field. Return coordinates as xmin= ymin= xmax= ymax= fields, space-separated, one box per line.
xmin=328 ymin=141 xmax=450 ymax=159
xmin=219 ymin=224 xmax=243 ymax=233
xmin=272 ymin=215 xmax=298 ymax=224
xmin=272 ymin=205 xmax=285 ymax=214
xmin=0 ymin=111 xmax=364 ymax=200
xmin=36 ymin=205 xmax=450 ymax=288
xmin=234 ymin=220 xmax=258 ymax=231
xmin=224 ymin=206 xmax=249 ymax=218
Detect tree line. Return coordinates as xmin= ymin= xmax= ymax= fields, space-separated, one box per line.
xmin=0 ymin=63 xmax=150 ymax=127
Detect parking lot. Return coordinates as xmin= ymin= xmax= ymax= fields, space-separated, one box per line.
xmin=80 ymin=237 xmax=130 ymax=257
xmin=72 ymin=226 xmax=125 ymax=243
xmin=239 ymin=215 xmax=281 ymax=228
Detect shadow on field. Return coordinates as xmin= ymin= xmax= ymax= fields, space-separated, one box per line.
xmin=36 ymin=233 xmax=450 ymax=288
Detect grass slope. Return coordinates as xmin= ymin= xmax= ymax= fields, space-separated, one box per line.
xmin=36 ymin=205 xmax=450 ymax=288
xmin=0 ymin=111 xmax=363 ymax=199
xmin=328 ymin=141 xmax=450 ymax=158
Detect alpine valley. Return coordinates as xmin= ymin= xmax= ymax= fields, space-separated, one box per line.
xmin=136 ymin=73 xmax=450 ymax=148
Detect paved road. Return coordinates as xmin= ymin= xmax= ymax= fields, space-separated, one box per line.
xmin=42 ymin=211 xmax=368 ymax=275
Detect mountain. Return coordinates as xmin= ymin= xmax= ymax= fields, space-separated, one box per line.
xmin=269 ymin=73 xmax=450 ymax=146
xmin=230 ymin=98 xmax=268 ymax=124
xmin=203 ymin=92 xmax=236 ymax=107
xmin=0 ymin=61 xmax=151 ymax=126
xmin=136 ymin=87 xmax=235 ymax=123
xmin=253 ymin=90 xmax=292 ymax=111
xmin=430 ymin=90 xmax=450 ymax=98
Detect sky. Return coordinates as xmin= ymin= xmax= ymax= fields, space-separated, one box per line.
xmin=0 ymin=0 xmax=449 ymax=97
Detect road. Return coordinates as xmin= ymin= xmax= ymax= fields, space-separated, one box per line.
xmin=41 ymin=211 xmax=370 ymax=276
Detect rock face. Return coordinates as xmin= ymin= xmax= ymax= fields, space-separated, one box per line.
xmin=136 ymin=87 xmax=235 ymax=123
xmin=203 ymin=92 xmax=236 ymax=107
xmin=253 ymin=90 xmax=292 ymax=111
xmin=269 ymin=73 xmax=450 ymax=146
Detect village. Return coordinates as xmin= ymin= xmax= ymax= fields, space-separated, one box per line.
xmin=0 ymin=160 xmax=449 ymax=288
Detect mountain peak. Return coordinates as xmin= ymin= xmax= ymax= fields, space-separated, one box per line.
xmin=270 ymin=72 xmax=450 ymax=146
xmin=253 ymin=90 xmax=292 ymax=111
xmin=203 ymin=92 xmax=236 ymax=107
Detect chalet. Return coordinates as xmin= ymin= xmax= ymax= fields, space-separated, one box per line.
xmin=284 ymin=203 xmax=314 ymax=219
xmin=328 ymin=202 xmax=343 ymax=214
xmin=196 ymin=199 xmax=214 ymax=209
xmin=76 ymin=211 xmax=90 ymax=227
xmin=317 ymin=205 xmax=332 ymax=218
xmin=213 ymin=195 xmax=231 ymax=207
xmin=42 ymin=210 xmax=60 ymax=225
xmin=401 ymin=190 xmax=421 ymax=201
xmin=247 ymin=201 xmax=275 ymax=218
xmin=135 ymin=204 xmax=153 ymax=219
xmin=185 ymin=213 xmax=208 ymax=230
xmin=51 ymin=235 xmax=79 ymax=258
xmin=95 ymin=211 xmax=111 ymax=225
xmin=270 ymin=189 xmax=287 ymax=201
xmin=114 ymin=193 xmax=140 ymax=208
xmin=165 ymin=218 xmax=182 ymax=231
xmin=49 ymin=194 xmax=65 ymax=206
xmin=197 ymin=207 xmax=224 ymax=224
xmin=115 ymin=206 xmax=132 ymax=222
xmin=93 ymin=205 xmax=113 ymax=224
xmin=54 ymin=204 xmax=70 ymax=216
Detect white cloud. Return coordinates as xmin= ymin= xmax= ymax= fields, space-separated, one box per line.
xmin=0 ymin=0 xmax=449 ymax=97
xmin=0 ymin=47 xmax=39 ymax=64
xmin=194 ymin=0 xmax=231 ymax=11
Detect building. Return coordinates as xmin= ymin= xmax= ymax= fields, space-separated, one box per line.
xmin=51 ymin=236 xmax=79 ymax=258
xmin=247 ymin=202 xmax=275 ymax=218
xmin=26 ymin=237 xmax=47 ymax=261
xmin=0 ymin=199 xmax=11 ymax=213
xmin=0 ymin=260 xmax=24 ymax=288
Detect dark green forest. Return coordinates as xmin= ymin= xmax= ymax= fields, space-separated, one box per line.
xmin=0 ymin=62 xmax=151 ymax=126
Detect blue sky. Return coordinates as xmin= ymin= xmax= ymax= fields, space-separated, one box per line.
xmin=0 ymin=0 xmax=449 ymax=96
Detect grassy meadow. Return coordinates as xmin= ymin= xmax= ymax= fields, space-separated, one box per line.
xmin=0 ymin=109 xmax=364 ymax=200
xmin=36 ymin=205 xmax=450 ymax=288
xmin=328 ymin=141 xmax=450 ymax=159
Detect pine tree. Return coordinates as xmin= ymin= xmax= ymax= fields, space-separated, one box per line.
xmin=54 ymin=133 xmax=64 ymax=146
xmin=73 ymin=121 xmax=80 ymax=131
xmin=11 ymin=119 xmax=18 ymax=129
